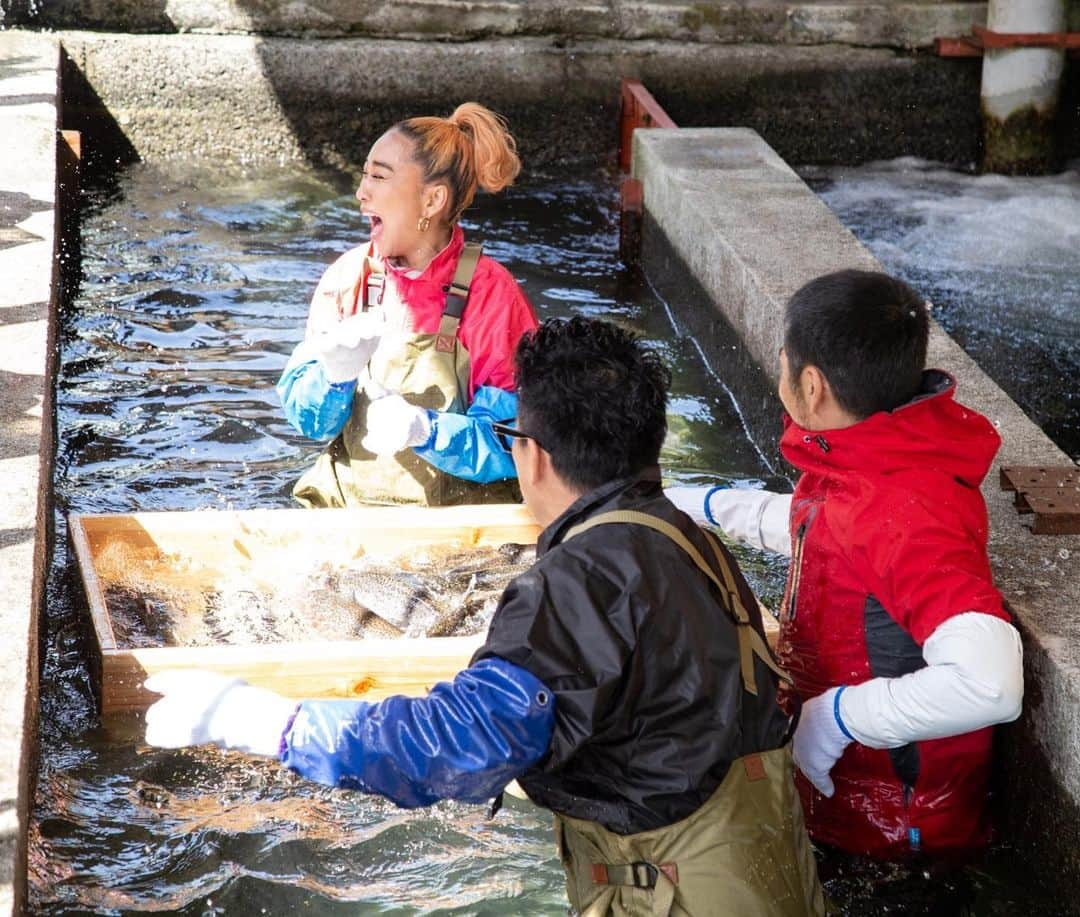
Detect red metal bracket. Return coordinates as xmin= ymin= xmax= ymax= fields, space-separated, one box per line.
xmin=936 ymin=27 xmax=1080 ymax=57
xmin=619 ymin=79 xmax=677 ymax=173
xmin=617 ymin=79 xmax=676 ymax=266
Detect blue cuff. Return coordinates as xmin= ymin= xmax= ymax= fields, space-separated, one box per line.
xmin=833 ymin=685 xmax=855 ymax=741
xmin=703 ymin=484 xmax=729 ymax=527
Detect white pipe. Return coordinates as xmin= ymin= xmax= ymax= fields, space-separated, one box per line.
xmin=980 ymin=0 xmax=1065 ymax=171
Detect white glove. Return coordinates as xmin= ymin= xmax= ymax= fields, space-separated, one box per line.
xmin=310 ymin=311 xmax=384 ymax=383
xmin=144 ymin=670 xmax=296 ymax=758
xmin=361 ymin=393 xmax=434 ymax=456
xmin=792 ymin=686 xmax=853 ymax=797
xmin=665 ymin=485 xmax=717 ymax=524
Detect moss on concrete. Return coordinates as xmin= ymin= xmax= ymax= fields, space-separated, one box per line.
xmin=981 ymin=102 xmax=1060 ymax=175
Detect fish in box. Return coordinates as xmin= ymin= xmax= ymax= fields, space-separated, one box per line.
xmin=69 ymin=503 xmax=540 ymax=715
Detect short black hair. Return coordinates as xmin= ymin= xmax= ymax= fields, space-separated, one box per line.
xmin=514 ymin=317 xmax=671 ymax=492
xmin=784 ymin=269 xmax=929 ymax=419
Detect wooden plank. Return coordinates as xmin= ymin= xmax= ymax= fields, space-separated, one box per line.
xmin=999 ymin=466 xmax=1080 ymax=535
xmin=619 ymin=78 xmax=677 ymax=172
xmin=1023 ymin=489 xmax=1080 ymax=536
xmin=69 ymin=512 xmax=117 ymax=651
xmin=935 ymin=35 xmax=984 ymax=57
xmin=75 ymin=504 xmax=539 ymax=601
xmin=1014 ymin=485 xmax=1073 ymax=514
xmin=102 ymin=635 xmax=486 ymax=715
xmin=79 ymin=503 xmax=537 ymax=565
xmin=937 ymin=30 xmax=1080 ymax=57
xmin=973 ymin=25 xmax=1080 ymax=50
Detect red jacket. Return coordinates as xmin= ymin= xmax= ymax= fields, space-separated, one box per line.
xmin=778 ymin=370 xmax=1009 ymax=858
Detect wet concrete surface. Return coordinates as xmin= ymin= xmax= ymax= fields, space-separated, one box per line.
xmin=0 ymin=30 xmax=59 ymax=916
xmin=56 ymin=31 xmax=993 ymax=171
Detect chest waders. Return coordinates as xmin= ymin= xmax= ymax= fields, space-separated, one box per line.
xmin=551 ymin=511 xmax=826 ymax=917
xmin=293 ymin=242 xmax=520 ymax=508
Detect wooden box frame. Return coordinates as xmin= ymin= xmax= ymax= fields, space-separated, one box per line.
xmin=69 ymin=503 xmax=540 ymax=716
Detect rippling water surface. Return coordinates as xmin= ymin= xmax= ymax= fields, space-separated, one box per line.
xmin=33 ymin=159 xmax=1066 ymax=916
xmin=32 ymin=162 xmax=787 ymax=915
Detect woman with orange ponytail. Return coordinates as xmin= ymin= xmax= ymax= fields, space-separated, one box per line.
xmin=277 ymin=103 xmax=538 ymax=506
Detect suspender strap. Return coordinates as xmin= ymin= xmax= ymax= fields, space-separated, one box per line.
xmin=436 ymin=242 xmax=483 ymax=352
xmin=562 ymin=510 xmax=792 ymax=695
xmin=362 ymin=253 xmax=384 ymax=311
xmin=443 ymin=242 xmax=483 ymax=319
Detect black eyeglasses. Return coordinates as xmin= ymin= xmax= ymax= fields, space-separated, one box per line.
xmin=491 ymin=417 xmax=541 ymax=453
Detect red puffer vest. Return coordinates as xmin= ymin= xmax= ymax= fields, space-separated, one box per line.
xmin=778 ymin=371 xmax=1009 ymax=858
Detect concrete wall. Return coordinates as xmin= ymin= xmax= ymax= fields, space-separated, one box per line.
xmin=634 ymin=126 xmax=1080 ymax=893
xmin=56 ymin=31 xmax=992 ymax=174
xmin=0 ymin=32 xmax=60 ymax=916
xmin=3 ymin=0 xmax=987 ymax=49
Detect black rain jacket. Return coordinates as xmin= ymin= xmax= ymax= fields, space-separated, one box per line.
xmin=472 ymin=470 xmax=792 ymax=835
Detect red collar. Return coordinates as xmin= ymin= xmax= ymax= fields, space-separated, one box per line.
xmin=376 ymin=225 xmax=466 ymax=287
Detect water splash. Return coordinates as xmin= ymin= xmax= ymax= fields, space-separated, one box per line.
xmin=805 ymin=157 xmax=1080 ymax=460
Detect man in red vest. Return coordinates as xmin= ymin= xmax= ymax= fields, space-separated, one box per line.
xmin=668 ymin=269 xmax=1024 ymax=859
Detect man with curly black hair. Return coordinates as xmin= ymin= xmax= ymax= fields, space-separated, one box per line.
xmin=145 ymin=317 xmax=823 ymax=916
xmin=476 ymin=317 xmax=823 ymax=915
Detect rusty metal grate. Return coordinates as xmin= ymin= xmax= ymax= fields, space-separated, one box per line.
xmin=1000 ymin=465 xmax=1080 ymax=535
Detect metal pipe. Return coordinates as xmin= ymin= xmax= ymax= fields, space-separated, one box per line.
xmin=980 ymin=0 xmax=1066 ymax=173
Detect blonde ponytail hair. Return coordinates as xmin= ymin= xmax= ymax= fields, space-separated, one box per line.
xmin=396 ymin=102 xmax=521 ymax=223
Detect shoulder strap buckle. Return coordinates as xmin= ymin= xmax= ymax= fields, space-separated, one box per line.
xmin=441 ymin=242 xmax=483 ymax=321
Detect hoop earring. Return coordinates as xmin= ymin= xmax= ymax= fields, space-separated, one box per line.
xmin=417 ymin=216 xmax=431 ymax=232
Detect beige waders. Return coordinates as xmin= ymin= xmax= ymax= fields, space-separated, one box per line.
xmin=555 ymin=511 xmax=827 ymax=917
xmin=555 ymin=746 xmax=824 ymax=917
xmin=293 ymin=243 xmax=519 ymax=508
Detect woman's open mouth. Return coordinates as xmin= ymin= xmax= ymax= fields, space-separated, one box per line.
xmin=366 ymin=213 xmax=383 ymax=241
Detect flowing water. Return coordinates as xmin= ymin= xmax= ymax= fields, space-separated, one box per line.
xmin=31 ymin=161 xmax=788 ymax=915
xmin=804 ymin=157 xmax=1080 ymax=462
xmin=30 ymin=159 xmax=1066 ymax=915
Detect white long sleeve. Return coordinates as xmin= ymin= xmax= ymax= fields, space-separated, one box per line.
xmin=703 ymin=489 xmax=793 ymax=556
xmin=665 ymin=486 xmax=793 ymax=555
xmin=838 ymin=612 xmax=1024 ymax=749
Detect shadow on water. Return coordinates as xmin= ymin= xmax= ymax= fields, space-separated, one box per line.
xmin=28 ymin=159 xmax=1075 ymax=915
